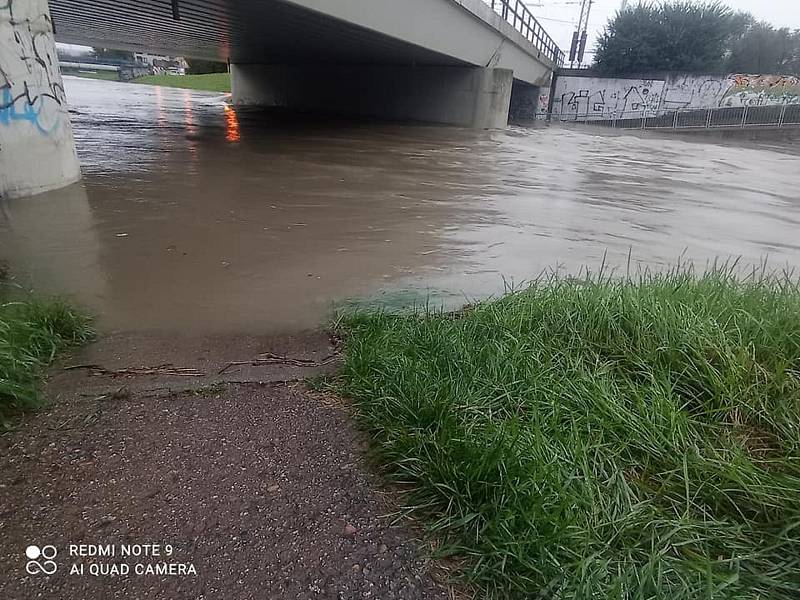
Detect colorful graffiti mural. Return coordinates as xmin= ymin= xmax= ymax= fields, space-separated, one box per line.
xmin=722 ymin=74 xmax=800 ymax=107
xmin=552 ymin=73 xmax=800 ymax=120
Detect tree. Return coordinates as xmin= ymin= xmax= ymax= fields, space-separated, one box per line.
xmin=792 ymin=30 xmax=800 ymax=73
xmin=727 ymin=20 xmax=800 ymax=74
xmin=593 ymin=2 xmax=746 ymax=74
xmin=186 ymin=59 xmax=228 ymax=75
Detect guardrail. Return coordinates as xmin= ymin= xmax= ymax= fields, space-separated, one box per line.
xmin=483 ymin=0 xmax=564 ymax=66
xmin=543 ymin=104 xmax=800 ymax=130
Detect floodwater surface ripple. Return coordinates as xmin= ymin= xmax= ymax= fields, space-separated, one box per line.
xmin=1 ymin=77 xmax=798 ymax=332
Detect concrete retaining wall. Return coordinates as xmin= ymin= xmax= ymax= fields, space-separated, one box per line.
xmin=552 ymin=72 xmax=800 ymax=121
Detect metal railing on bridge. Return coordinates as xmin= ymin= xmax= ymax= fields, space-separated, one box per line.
xmin=542 ymin=104 xmax=800 ymax=130
xmin=484 ymin=0 xmax=564 ymax=66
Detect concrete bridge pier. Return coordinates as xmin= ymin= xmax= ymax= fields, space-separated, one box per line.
xmin=0 ymin=0 xmax=80 ymax=199
xmin=231 ymin=64 xmax=515 ymax=129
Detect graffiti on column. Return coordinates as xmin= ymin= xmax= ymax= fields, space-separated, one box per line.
xmin=0 ymin=0 xmax=67 ymax=134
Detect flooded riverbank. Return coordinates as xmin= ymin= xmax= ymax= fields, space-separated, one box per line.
xmin=1 ymin=76 xmax=799 ymax=333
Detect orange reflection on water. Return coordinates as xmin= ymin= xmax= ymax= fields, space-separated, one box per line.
xmin=223 ymin=105 xmax=241 ymax=143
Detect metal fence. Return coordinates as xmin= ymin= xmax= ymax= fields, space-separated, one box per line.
xmin=483 ymin=0 xmax=564 ymax=66
xmin=543 ymin=104 xmax=800 ymax=130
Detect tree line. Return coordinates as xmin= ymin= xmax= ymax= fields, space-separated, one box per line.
xmin=594 ymin=1 xmax=800 ymax=75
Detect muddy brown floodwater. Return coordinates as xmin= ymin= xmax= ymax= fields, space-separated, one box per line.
xmin=1 ymin=76 xmax=799 ymax=334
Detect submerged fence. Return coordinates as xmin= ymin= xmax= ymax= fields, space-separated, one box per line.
xmin=483 ymin=0 xmax=564 ymax=66
xmin=543 ymin=104 xmax=800 ymax=130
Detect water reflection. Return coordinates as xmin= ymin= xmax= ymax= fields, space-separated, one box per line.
xmin=0 ymin=183 xmax=107 ymax=310
xmin=154 ymin=84 xmax=167 ymax=128
xmin=223 ymin=104 xmax=240 ymax=143
xmin=183 ymin=89 xmax=199 ymax=170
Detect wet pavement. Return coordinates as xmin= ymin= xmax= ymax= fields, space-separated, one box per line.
xmin=0 ymin=347 xmax=450 ymax=600
xmin=1 ymin=76 xmax=799 ymax=334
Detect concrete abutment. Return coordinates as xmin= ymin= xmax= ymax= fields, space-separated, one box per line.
xmin=231 ymin=64 xmax=514 ymax=129
xmin=509 ymin=81 xmax=542 ymax=121
xmin=0 ymin=0 xmax=80 ymax=199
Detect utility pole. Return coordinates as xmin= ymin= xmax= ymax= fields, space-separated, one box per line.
xmin=568 ymin=0 xmax=593 ymax=69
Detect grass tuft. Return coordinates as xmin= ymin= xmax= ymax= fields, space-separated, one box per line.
xmin=0 ymin=290 xmax=93 ymax=425
xmin=338 ymin=267 xmax=800 ymax=599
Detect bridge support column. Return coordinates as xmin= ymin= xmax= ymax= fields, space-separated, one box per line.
xmin=509 ymin=81 xmax=542 ymax=121
xmin=0 ymin=0 xmax=80 ymax=199
xmin=231 ymin=64 xmax=514 ymax=129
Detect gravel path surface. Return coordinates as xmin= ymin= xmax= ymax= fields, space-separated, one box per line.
xmin=0 ymin=333 xmax=451 ymax=600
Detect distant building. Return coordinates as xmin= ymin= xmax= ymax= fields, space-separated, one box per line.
xmin=134 ymin=52 xmax=188 ymax=75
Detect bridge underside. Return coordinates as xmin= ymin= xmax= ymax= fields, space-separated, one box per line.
xmin=50 ymin=0 xmax=555 ymax=84
xmin=50 ymin=0 xmax=555 ymax=127
xmin=3 ymin=0 xmax=557 ymax=198
xmin=50 ymin=0 xmax=467 ymax=67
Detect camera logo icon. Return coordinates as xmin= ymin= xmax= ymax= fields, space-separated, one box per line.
xmin=25 ymin=545 xmax=57 ymax=575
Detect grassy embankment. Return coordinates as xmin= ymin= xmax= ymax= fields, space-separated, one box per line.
xmin=338 ymin=268 xmax=800 ymax=599
xmin=133 ymin=72 xmax=231 ymax=93
xmin=64 ymin=70 xmax=120 ymax=81
xmin=0 ymin=279 xmax=92 ymax=427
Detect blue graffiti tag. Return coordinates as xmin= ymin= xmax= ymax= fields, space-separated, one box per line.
xmin=0 ymin=85 xmax=57 ymax=134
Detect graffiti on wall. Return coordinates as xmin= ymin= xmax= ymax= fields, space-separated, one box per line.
xmin=537 ymin=93 xmax=550 ymax=114
xmin=553 ymin=73 xmax=800 ymax=120
xmin=556 ymin=78 xmax=666 ymax=120
xmin=722 ymin=74 xmax=800 ymax=107
xmin=0 ymin=0 xmax=67 ymax=134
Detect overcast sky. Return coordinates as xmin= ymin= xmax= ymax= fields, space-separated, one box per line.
xmin=529 ymin=0 xmax=800 ymax=65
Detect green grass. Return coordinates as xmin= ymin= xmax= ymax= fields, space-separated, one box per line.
xmin=133 ymin=72 xmax=231 ymax=93
xmin=0 ymin=290 xmax=93 ymax=426
xmin=338 ymin=267 xmax=800 ymax=599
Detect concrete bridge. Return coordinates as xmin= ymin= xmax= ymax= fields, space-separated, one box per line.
xmin=1 ymin=0 xmax=562 ymax=198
